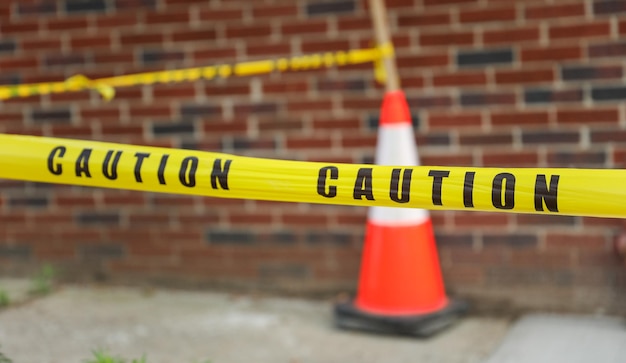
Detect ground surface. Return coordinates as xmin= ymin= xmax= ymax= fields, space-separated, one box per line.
xmin=0 ymin=279 xmax=624 ymax=363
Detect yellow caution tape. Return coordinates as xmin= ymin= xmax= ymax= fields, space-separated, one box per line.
xmin=1 ymin=134 xmax=625 ymax=219
xmin=0 ymin=43 xmax=394 ymax=102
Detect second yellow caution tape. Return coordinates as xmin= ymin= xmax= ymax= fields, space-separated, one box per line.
xmin=1 ymin=134 xmax=625 ymax=219
xmin=0 ymin=43 xmax=394 ymax=102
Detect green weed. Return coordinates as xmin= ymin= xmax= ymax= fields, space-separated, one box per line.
xmin=0 ymin=348 xmax=12 ymax=363
xmin=29 ymin=265 xmax=56 ymax=296
xmin=84 ymin=349 xmax=146 ymax=363
xmin=0 ymin=288 xmax=9 ymax=307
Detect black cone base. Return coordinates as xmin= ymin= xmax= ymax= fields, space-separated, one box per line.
xmin=334 ymin=299 xmax=468 ymax=337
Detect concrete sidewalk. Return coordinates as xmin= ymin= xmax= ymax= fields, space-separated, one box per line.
xmin=1 ymin=280 xmax=624 ymax=363
xmin=0 ymin=282 xmax=508 ymax=363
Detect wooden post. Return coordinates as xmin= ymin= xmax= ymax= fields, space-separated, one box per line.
xmin=368 ymin=0 xmax=400 ymax=92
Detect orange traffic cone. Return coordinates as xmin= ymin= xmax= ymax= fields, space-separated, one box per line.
xmin=335 ymin=90 xmax=466 ymax=336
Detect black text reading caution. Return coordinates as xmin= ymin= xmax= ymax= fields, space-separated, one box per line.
xmin=47 ymin=146 xmax=232 ymax=190
xmin=317 ymin=166 xmax=561 ymax=212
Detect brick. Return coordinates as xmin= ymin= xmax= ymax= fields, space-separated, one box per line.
xmin=103 ymin=193 xmax=145 ymax=206
xmin=312 ymin=116 xmax=360 ymax=130
xmin=483 ymin=27 xmax=540 ymax=45
xmin=80 ymin=107 xmax=121 ymax=120
xmin=306 ymin=0 xmax=355 ymax=16
xmin=229 ymin=213 xmax=272 ymax=225
xmin=0 ymin=74 xmax=20 ymax=85
xmin=130 ymin=105 xmax=171 ymax=118
xmin=70 ymin=35 xmax=112 ymax=50
xmin=204 ymin=120 xmax=248 ymax=134
xmin=205 ymin=84 xmax=249 ymax=96
xmin=0 ymin=246 xmax=31 ymax=260
xmin=556 ymin=108 xmax=619 ymax=124
xmin=253 ymin=4 xmax=298 ymax=18
xmin=93 ymin=51 xmax=134 ymax=65
xmin=65 ymin=0 xmax=107 ymax=13
xmin=547 ymin=151 xmax=606 ymax=166
xmin=152 ymin=84 xmax=195 ymax=98
xmin=225 ymin=24 xmax=271 ymax=39
xmin=421 ymin=153 xmax=474 ymax=166
xmin=79 ymin=244 xmax=124 ymax=259
xmin=435 ymin=233 xmax=473 ymax=247
xmin=547 ymin=233 xmax=607 ymax=250
xmin=594 ymin=0 xmax=626 ymax=15
xmin=526 ymin=3 xmax=586 ymax=19
xmin=50 ymin=125 xmax=94 ymax=137
xmin=423 ymin=0 xmax=477 ymax=5
xmin=417 ymin=133 xmax=453 ymax=147
xmin=406 ymin=95 xmax=453 ymax=108
xmin=232 ymin=137 xmax=277 ymax=151
xmin=120 ymin=32 xmax=164 ymax=46
xmin=562 ymin=65 xmax=622 ymax=81
xmin=141 ymin=50 xmax=185 ymax=64
xmin=524 ymin=89 xmax=583 ymax=104
xmin=457 ymin=48 xmax=513 ymax=67
xmin=246 ymin=42 xmax=291 ymax=57
xmin=281 ymin=20 xmax=328 ymax=35
xmin=495 ymin=68 xmax=554 ymax=85
xmin=76 ymin=212 xmax=120 ymax=225
xmin=0 ymin=39 xmax=16 ymax=54
xmin=432 ymin=72 xmax=487 ymax=87
xmin=152 ymin=122 xmax=195 ymax=136
xmin=129 ymin=213 xmax=170 ymax=225
xmin=101 ymin=125 xmax=143 ymax=136
xmin=0 ymin=56 xmax=38 ymax=70
xmin=420 ymin=30 xmax=474 ymax=47
xmin=460 ymin=92 xmax=516 ymax=107
xmin=9 ymin=197 xmax=48 ymax=208
xmin=549 ymin=22 xmax=611 ymax=40
xmin=301 ymin=39 xmax=351 ymax=53
xmin=46 ymin=17 xmax=89 ymax=31
xmin=180 ymin=104 xmax=221 ymax=117
xmin=115 ymin=0 xmax=157 ymax=8
xmin=397 ymin=12 xmax=450 ymax=27
xmin=459 ymin=133 xmax=513 ymax=146
xmin=482 ymin=151 xmax=540 ymax=166
xmin=306 ymin=231 xmax=352 ymax=246
xmin=490 ymin=111 xmax=549 ymax=127
xmin=286 ymin=136 xmax=332 ymax=149
xmin=207 ymin=230 xmax=255 ymax=245
xmin=233 ymin=102 xmax=279 ymax=116
xmin=337 ymin=16 xmax=373 ymax=31
xmin=428 ymin=113 xmax=482 ymax=129
xmin=521 ymin=131 xmax=580 ymax=145
xmin=591 ymin=85 xmax=626 ymax=101
xmin=588 ymin=41 xmax=626 ymax=58
xmin=198 ymin=8 xmax=243 ymax=21
xmin=459 ymin=6 xmax=516 ymax=23
xmin=171 ymin=29 xmax=217 ymax=43
xmin=144 ymin=10 xmax=189 ymax=24
xmin=397 ymin=54 xmax=450 ymax=69
xmin=317 ymin=79 xmax=366 ymax=92
xmin=483 ymin=234 xmax=537 ymax=248
xmin=259 ymin=263 xmax=310 ymax=280
xmin=17 ymin=1 xmax=58 ymax=15
xmin=31 ymin=108 xmax=72 ymax=123
xmin=44 ymin=53 xmax=86 ymax=67
xmin=263 ymin=80 xmax=308 ymax=95
xmin=453 ymin=212 xmax=510 ymax=228
xmin=521 ymin=46 xmax=582 ymax=63
xmin=95 ymin=13 xmax=137 ymax=28
xmin=341 ymin=134 xmax=377 ymax=148
xmin=591 ymin=129 xmax=626 ymax=143
xmin=0 ymin=20 xmax=39 ymax=34
xmin=56 ymin=195 xmax=96 ymax=207
xmin=193 ymin=46 xmax=237 ymax=62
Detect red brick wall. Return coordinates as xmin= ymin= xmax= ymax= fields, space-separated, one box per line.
xmin=1 ymin=0 xmax=625 ymax=313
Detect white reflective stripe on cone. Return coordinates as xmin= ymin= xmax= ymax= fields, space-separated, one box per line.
xmin=369 ymin=122 xmax=428 ymax=225
xmin=368 ymin=206 xmax=430 ymax=226
xmin=374 ymin=123 xmax=420 ymax=167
